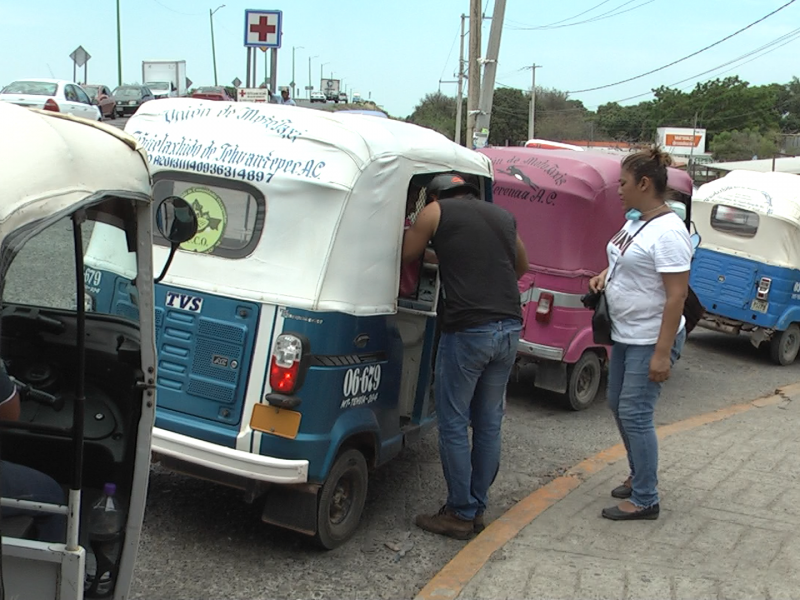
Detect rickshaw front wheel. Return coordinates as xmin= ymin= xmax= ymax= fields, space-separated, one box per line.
xmin=770 ymin=324 xmax=800 ymax=366
xmin=315 ymin=448 xmax=369 ymax=550
xmin=566 ymin=352 xmax=602 ymax=411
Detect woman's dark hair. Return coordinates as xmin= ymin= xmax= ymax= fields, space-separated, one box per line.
xmin=621 ymin=146 xmax=673 ymax=196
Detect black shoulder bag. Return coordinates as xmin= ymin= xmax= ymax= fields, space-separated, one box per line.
xmin=582 ymin=213 xmax=669 ymax=345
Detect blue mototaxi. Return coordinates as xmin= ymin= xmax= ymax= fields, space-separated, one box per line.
xmin=690 ymin=170 xmax=800 ymax=365
xmin=83 ymin=98 xmax=495 ymax=548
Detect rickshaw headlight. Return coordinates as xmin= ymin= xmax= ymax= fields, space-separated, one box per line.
xmin=757 ymin=277 xmax=772 ymax=300
xmin=270 ymin=334 xmax=304 ymax=394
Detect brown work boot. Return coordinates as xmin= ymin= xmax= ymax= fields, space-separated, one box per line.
xmin=474 ymin=513 xmax=485 ymax=534
xmin=415 ymin=505 xmax=473 ymax=540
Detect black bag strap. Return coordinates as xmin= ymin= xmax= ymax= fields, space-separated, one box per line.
xmin=606 ymin=211 xmax=670 ymax=285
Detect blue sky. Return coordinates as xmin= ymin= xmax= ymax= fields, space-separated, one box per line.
xmin=1 ymin=0 xmax=798 ymax=117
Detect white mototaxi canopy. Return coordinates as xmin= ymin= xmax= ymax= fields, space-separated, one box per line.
xmin=0 ymin=102 xmax=151 ymax=240
xmin=123 ymin=98 xmax=493 ymax=316
xmin=693 ymin=170 xmax=800 ymax=268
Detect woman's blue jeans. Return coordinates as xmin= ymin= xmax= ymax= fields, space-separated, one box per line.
xmin=434 ymin=318 xmax=522 ymax=521
xmin=607 ymin=328 xmax=686 ymax=508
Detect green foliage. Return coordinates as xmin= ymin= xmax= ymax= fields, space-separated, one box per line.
xmin=709 ymin=129 xmax=779 ymax=162
xmin=405 ymin=75 xmax=800 ymax=149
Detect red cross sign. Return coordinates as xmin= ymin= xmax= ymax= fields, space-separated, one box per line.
xmin=244 ymin=10 xmax=282 ymax=48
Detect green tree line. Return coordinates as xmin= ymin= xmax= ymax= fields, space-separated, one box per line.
xmin=405 ymin=76 xmax=800 ymax=161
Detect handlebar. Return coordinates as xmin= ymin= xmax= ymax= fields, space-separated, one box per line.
xmin=10 ymin=376 xmax=64 ymax=411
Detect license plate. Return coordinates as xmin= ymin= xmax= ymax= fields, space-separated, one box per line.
xmin=250 ymin=404 xmax=301 ymax=439
xmin=750 ymin=299 xmax=768 ymax=313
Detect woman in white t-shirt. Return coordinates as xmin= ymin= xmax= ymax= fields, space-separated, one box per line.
xmin=588 ymin=148 xmax=692 ymax=521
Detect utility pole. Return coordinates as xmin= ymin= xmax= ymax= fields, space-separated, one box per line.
xmin=291 ymin=46 xmax=303 ymax=100
xmin=527 ymin=64 xmax=542 ymax=141
xmin=466 ymin=0 xmax=482 ymax=149
xmin=116 ymin=0 xmax=122 ymax=86
xmin=308 ymin=55 xmax=318 ymax=100
xmin=210 ymin=5 xmax=225 ymax=87
xmin=455 ymin=13 xmax=466 ymax=145
xmin=474 ymin=0 xmax=507 ymax=149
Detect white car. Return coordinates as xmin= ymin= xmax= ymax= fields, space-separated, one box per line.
xmin=310 ymin=91 xmax=327 ymax=103
xmin=0 ymin=79 xmax=101 ymax=120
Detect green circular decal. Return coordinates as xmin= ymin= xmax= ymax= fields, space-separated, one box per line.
xmin=180 ymin=187 xmax=227 ymax=253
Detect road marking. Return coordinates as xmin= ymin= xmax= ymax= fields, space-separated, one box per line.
xmin=414 ymin=385 xmax=792 ymax=600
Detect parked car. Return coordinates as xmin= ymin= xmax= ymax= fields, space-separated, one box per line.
xmin=112 ymin=85 xmax=155 ymax=117
xmin=338 ymin=92 xmax=348 ymax=104
xmin=82 ymin=83 xmax=117 ymax=119
xmin=310 ymin=91 xmax=327 ymax=103
xmin=191 ymin=86 xmax=234 ymax=101
xmin=0 ymin=79 xmax=101 ymax=120
xmin=145 ymin=80 xmax=177 ymax=99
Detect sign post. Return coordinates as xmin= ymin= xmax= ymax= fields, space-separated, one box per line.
xmin=244 ymin=10 xmax=282 ymax=92
xmin=69 ymin=46 xmax=91 ymax=85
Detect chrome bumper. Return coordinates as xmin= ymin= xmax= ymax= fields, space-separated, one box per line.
xmin=152 ymin=428 xmax=309 ymax=485
xmin=517 ymin=339 xmax=565 ymax=361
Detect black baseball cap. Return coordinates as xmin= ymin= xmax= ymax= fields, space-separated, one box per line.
xmin=426 ymin=173 xmax=479 ymax=198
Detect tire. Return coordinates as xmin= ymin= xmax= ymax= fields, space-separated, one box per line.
xmin=770 ymin=324 xmax=800 ymax=366
xmin=315 ymin=448 xmax=368 ymax=550
xmin=565 ymin=352 xmax=602 ymax=411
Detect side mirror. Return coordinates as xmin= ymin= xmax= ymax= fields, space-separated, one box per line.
xmin=690 ymin=232 xmax=701 ymax=252
xmin=154 ymin=196 xmax=198 ymax=284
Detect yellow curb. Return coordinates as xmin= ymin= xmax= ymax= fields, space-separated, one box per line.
xmin=414 ymin=388 xmax=791 ymax=600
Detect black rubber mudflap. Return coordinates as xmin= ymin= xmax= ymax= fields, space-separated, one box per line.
xmin=261 ymin=484 xmax=319 ymax=536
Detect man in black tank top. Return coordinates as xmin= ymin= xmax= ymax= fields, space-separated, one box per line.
xmin=402 ymin=173 xmax=527 ymax=539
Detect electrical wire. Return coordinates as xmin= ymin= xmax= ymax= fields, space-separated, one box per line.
xmin=439 ymin=21 xmax=462 ymax=83
xmin=151 ymin=0 xmax=201 ymax=16
xmin=506 ymin=0 xmax=615 ymax=29
xmin=567 ymin=0 xmax=798 ymax=94
xmin=507 ymin=0 xmax=654 ymax=31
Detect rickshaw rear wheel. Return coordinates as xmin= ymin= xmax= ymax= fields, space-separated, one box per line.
xmin=314 ymin=448 xmax=369 ymax=550
xmin=566 ymin=352 xmax=602 ymax=411
xmin=770 ymin=324 xmax=800 ymax=366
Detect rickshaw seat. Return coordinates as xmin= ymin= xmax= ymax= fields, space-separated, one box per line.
xmin=1 ymin=515 xmax=35 ymax=539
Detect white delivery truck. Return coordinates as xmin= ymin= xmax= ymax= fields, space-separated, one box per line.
xmin=141 ymin=60 xmax=187 ymax=98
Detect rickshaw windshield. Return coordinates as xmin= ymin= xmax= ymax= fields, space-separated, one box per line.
xmin=4 ymin=197 xmax=140 ymax=322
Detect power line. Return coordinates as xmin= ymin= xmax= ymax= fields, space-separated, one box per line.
xmin=151 ymin=0 xmax=200 ymax=16
xmin=507 ymin=0 xmax=655 ymax=31
xmin=506 ymin=0 xmax=614 ymax=29
xmin=567 ymin=0 xmax=798 ymax=94
xmin=439 ymin=21 xmax=462 ymax=82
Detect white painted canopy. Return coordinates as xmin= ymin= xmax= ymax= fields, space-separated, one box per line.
xmin=124 ymin=98 xmax=493 ymax=315
xmin=693 ymin=170 xmax=800 ymax=268
xmin=0 ymin=102 xmax=151 ymax=238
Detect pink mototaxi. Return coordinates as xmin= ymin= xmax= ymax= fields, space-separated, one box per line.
xmin=478 ymin=147 xmax=693 ymax=410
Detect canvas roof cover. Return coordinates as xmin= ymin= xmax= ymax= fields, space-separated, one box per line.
xmin=125 ymin=98 xmax=493 ymax=315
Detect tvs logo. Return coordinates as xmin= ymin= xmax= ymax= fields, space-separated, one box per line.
xmin=165 ymin=291 xmax=203 ymax=313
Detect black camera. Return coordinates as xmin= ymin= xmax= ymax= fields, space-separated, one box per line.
xmin=581 ymin=290 xmax=602 ymax=309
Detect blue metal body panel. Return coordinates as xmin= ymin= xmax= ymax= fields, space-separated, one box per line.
xmin=690 ymin=247 xmax=800 ymax=331
xmin=86 ymin=269 xmax=436 ymax=483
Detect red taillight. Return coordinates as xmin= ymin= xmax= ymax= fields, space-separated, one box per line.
xmin=756 ymin=277 xmax=772 ymax=300
xmin=535 ymin=292 xmax=554 ymax=323
xmin=43 ymin=98 xmax=59 ymax=112
xmin=269 ymin=334 xmax=305 ymax=394
xmin=270 ymin=356 xmax=300 ymax=393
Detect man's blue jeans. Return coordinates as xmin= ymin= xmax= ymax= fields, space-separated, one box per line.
xmin=1 ymin=461 xmax=66 ymax=542
xmin=607 ymin=328 xmax=687 ymax=508
xmin=435 ymin=318 xmax=522 ymax=521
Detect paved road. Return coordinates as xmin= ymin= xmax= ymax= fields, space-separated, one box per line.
xmin=97 ymin=116 xmax=800 ymax=599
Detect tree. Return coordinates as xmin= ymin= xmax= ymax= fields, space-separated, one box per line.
xmin=709 ymin=129 xmax=778 ymax=162
xmin=777 ymin=76 xmax=800 ymax=133
xmin=596 ymin=101 xmax=653 ymax=141
xmin=405 ymin=92 xmax=461 ymax=140
xmin=488 ymin=87 xmax=528 ymax=145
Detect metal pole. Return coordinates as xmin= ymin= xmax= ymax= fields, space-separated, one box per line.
xmin=253 ymin=49 xmax=258 ymax=88
xmin=265 ymin=50 xmax=268 ymax=87
xmin=84 ymin=63 xmax=88 ymax=85
xmin=466 ymin=0 xmax=482 ymax=149
xmin=246 ymin=48 xmax=252 ymax=88
xmin=116 ymin=0 xmax=122 ymax=86
xmin=474 ymin=0 xmax=507 ymax=148
xmin=455 ymin=13 xmax=466 ymax=145
xmin=308 ymin=56 xmax=313 ymax=99
xmin=528 ymin=65 xmax=541 ymax=141
xmin=73 ymin=61 xmax=77 ymax=84
xmin=210 ymin=9 xmax=218 ymax=86
xmin=270 ymin=48 xmax=278 ymax=93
